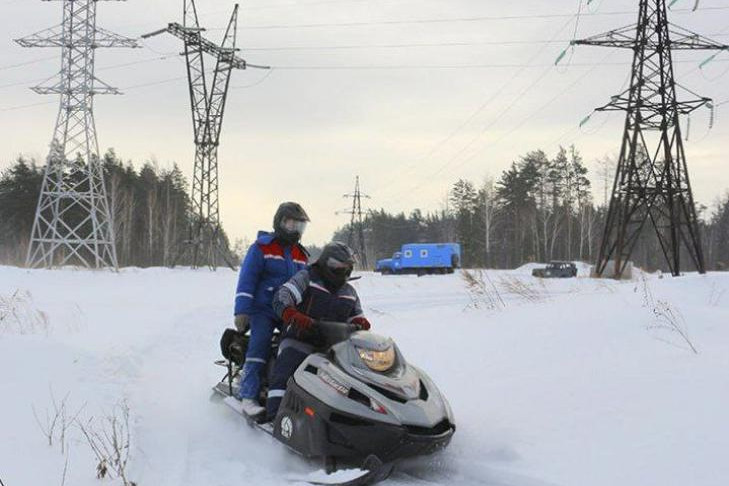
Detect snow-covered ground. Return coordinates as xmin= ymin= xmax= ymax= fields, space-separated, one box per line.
xmin=1 ymin=266 xmax=728 ymax=486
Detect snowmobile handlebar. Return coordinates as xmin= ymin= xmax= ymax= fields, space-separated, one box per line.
xmin=313 ymin=320 xmax=359 ymax=347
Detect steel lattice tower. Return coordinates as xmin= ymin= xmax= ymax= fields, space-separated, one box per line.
xmin=16 ymin=0 xmax=138 ymax=269
xmin=573 ymin=0 xmax=728 ymax=278
xmin=144 ymin=1 xmax=267 ymax=270
xmin=340 ymin=176 xmax=370 ymax=269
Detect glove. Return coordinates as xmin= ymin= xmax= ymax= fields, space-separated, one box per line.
xmin=282 ymin=307 xmax=314 ymax=331
xmin=234 ymin=314 xmax=250 ymax=332
xmin=351 ymin=316 xmax=371 ymax=331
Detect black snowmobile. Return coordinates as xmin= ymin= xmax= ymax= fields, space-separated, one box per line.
xmin=213 ymin=321 xmax=455 ymax=484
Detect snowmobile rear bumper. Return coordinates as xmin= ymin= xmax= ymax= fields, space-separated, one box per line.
xmin=273 ymin=380 xmax=455 ymax=464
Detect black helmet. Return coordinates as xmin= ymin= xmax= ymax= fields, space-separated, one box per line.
xmin=273 ymin=202 xmax=310 ymax=245
xmin=315 ymin=241 xmax=356 ymax=290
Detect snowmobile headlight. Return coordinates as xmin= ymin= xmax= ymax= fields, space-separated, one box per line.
xmin=357 ymin=346 xmax=395 ymax=372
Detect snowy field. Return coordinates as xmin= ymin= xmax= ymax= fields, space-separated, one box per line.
xmin=1 ymin=265 xmax=728 ymax=486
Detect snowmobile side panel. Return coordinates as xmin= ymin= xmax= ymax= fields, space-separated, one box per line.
xmin=273 ymin=380 xmax=454 ymax=464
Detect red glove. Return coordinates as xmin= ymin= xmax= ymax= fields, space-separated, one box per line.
xmin=351 ymin=316 xmax=371 ymax=331
xmin=282 ymin=307 xmax=314 ymax=331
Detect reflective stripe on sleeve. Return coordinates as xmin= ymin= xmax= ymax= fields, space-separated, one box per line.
xmin=245 ymin=357 xmax=266 ymax=364
xmin=283 ymin=282 xmax=303 ymax=304
xmin=236 ymin=292 xmax=253 ymax=299
xmin=309 ymin=282 xmax=330 ymax=293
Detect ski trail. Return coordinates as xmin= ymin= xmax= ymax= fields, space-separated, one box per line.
xmin=126 ymin=303 xmax=312 ymax=485
xmin=389 ymin=455 xmax=560 ymax=486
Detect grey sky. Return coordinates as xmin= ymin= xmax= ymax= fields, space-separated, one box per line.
xmin=1 ymin=0 xmax=728 ymax=246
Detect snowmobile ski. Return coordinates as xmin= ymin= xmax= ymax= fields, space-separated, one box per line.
xmin=220 ymin=394 xmax=393 ymax=485
xmin=286 ymin=455 xmax=394 ymax=486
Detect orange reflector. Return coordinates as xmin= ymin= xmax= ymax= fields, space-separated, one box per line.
xmin=304 ymin=407 xmax=315 ymax=417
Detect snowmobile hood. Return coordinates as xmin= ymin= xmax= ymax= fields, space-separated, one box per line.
xmin=291 ymin=329 xmax=454 ymax=431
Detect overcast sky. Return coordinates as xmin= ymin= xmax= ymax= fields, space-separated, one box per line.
xmin=1 ymin=0 xmax=728 ymax=246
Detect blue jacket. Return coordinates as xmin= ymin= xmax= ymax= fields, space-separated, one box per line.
xmin=234 ymin=231 xmax=309 ymax=317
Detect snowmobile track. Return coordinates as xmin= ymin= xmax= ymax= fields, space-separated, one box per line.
xmin=216 ymin=384 xmax=393 ymax=486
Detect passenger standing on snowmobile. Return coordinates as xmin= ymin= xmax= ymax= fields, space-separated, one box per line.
xmin=266 ymin=242 xmax=371 ymax=421
xmin=234 ymin=202 xmax=310 ymax=417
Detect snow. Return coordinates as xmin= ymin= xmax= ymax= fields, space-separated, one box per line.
xmin=1 ymin=265 xmax=728 ymax=486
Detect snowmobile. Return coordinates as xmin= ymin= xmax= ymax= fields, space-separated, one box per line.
xmin=213 ymin=320 xmax=455 ymax=484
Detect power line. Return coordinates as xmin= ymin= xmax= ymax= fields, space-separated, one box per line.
xmin=0 ymin=100 xmax=55 ymax=113
xmin=232 ymin=6 xmax=729 ymax=30
xmin=266 ymin=59 xmax=729 ymax=70
xmin=243 ymin=39 xmax=573 ymax=51
xmin=380 ymin=49 xmax=619 ymax=207
xmin=371 ymin=11 xmax=579 ymax=198
xmin=4 ymin=56 xmax=726 ymax=112
xmin=0 ymin=53 xmax=179 ymax=91
xmin=0 ymin=55 xmax=58 ymax=72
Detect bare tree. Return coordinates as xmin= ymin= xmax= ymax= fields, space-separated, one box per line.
xmin=480 ymin=177 xmax=498 ymax=267
xmin=32 ymin=389 xmax=85 ymax=454
xmin=639 ymin=275 xmax=698 ymax=354
xmin=77 ymin=400 xmax=135 ymax=486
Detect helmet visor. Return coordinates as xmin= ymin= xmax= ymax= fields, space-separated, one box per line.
xmin=281 ymin=218 xmax=307 ymax=235
xmin=326 ymin=256 xmax=354 ymax=277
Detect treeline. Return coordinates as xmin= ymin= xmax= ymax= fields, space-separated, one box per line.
xmin=0 ymin=150 xmax=231 ymax=267
xmin=335 ymin=146 xmax=729 ymax=272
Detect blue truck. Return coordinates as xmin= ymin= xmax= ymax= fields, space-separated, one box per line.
xmin=375 ymin=243 xmax=461 ymax=275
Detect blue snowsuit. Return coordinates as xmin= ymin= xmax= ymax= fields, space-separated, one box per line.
xmin=234 ymin=231 xmax=308 ymax=400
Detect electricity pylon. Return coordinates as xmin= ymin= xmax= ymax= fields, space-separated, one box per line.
xmin=143 ymin=1 xmax=268 ymax=270
xmin=339 ymin=176 xmax=370 ymax=269
xmin=16 ymin=0 xmax=138 ymax=269
xmin=573 ymin=0 xmax=729 ymax=278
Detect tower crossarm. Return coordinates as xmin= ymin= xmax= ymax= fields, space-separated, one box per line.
xmin=572 ymin=24 xmax=638 ymax=49
xmin=16 ymin=23 xmax=137 ymax=49
xmin=95 ymin=27 xmax=141 ymax=48
xmin=143 ymin=23 xmax=248 ymax=69
xmin=668 ymin=25 xmax=729 ymax=51
xmin=573 ymin=23 xmax=729 ymax=52
xmin=15 ymin=25 xmax=65 ymax=47
xmin=595 ymin=90 xmax=711 ymax=117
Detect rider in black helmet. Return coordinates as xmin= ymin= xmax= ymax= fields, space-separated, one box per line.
xmin=265 ymin=241 xmax=371 ymax=421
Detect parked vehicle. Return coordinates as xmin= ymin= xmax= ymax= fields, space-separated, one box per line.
xmin=532 ymin=261 xmax=578 ymax=278
xmin=375 ymin=243 xmax=461 ymax=275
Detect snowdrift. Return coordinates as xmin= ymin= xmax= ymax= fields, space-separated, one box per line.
xmin=1 ymin=266 xmax=728 ymax=486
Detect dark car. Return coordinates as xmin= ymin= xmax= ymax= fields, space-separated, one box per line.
xmin=532 ymin=261 xmax=578 ymax=278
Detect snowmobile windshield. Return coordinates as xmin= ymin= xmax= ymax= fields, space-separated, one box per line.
xmin=357 ymin=346 xmax=396 ymax=372
xmin=281 ymin=218 xmax=307 ymax=235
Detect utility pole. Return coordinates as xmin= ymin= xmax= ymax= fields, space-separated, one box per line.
xmin=339 ymin=176 xmax=370 ymax=269
xmin=16 ymin=0 xmax=138 ymax=269
xmin=143 ymin=1 xmax=268 ymax=270
xmin=573 ymin=0 xmax=728 ymax=278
